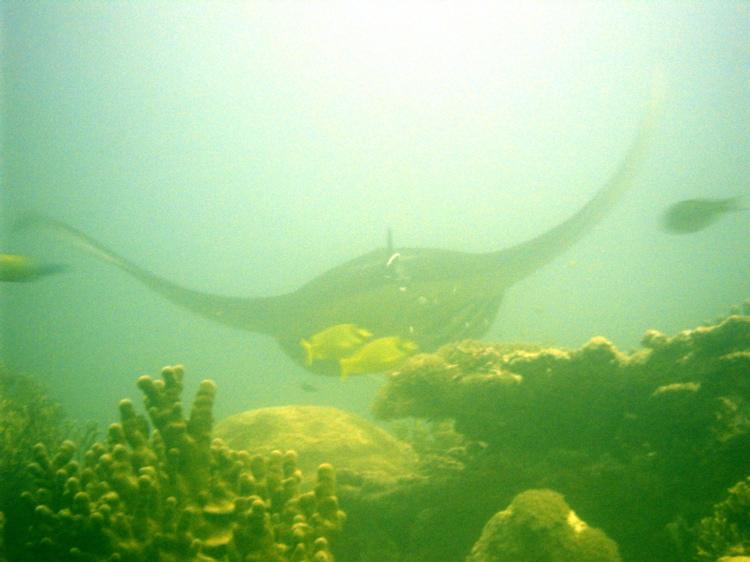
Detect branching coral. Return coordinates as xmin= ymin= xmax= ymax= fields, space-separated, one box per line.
xmin=0 ymin=364 xmax=70 ymax=535
xmin=6 ymin=365 xmax=345 ymax=562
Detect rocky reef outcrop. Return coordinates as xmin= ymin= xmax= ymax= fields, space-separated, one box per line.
xmin=4 ymin=365 xmax=346 ymax=562
xmin=364 ymin=313 xmax=750 ymax=561
xmin=465 ymin=489 xmax=620 ymax=562
xmin=696 ymin=473 xmax=750 ymax=561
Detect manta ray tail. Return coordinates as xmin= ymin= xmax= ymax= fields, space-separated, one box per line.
xmin=15 ymin=214 xmax=286 ymax=335
xmin=484 ymin=69 xmax=667 ymax=283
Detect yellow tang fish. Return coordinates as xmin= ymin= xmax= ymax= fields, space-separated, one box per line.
xmin=339 ymin=336 xmax=418 ymax=380
xmin=0 ymin=253 xmax=67 ymax=282
xmin=300 ymin=323 xmax=373 ymax=366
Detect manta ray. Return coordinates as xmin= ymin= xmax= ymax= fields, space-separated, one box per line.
xmin=21 ymin=81 xmax=663 ymax=376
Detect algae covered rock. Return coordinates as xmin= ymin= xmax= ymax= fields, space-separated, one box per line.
xmin=465 ymin=489 xmax=621 ymax=562
xmin=215 ymin=406 xmax=419 ymax=485
xmin=696 ymin=474 xmax=750 ymax=560
xmin=371 ymin=315 xmax=750 ymax=561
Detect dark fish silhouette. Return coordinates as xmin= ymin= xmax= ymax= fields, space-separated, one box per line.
xmin=18 ymin=80 xmax=663 ymax=376
xmin=299 ymin=381 xmax=319 ymax=393
xmin=660 ymin=197 xmax=745 ymax=234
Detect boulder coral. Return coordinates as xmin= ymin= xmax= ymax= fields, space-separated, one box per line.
xmin=465 ymin=489 xmax=620 ymax=562
xmin=5 ymin=365 xmax=345 ymax=562
xmin=214 ymin=405 xmax=419 ymax=487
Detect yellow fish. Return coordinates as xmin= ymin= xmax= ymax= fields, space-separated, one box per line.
xmin=339 ymin=336 xmax=418 ymax=380
xmin=300 ymin=323 xmax=373 ymax=366
xmin=0 ymin=253 xmax=67 ymax=282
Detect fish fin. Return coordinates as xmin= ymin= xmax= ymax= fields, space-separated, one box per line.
xmin=358 ymin=328 xmax=373 ymax=338
xmin=339 ymin=358 xmax=350 ymax=381
xmin=36 ymin=263 xmax=70 ymax=278
xmin=300 ymin=339 xmax=314 ymax=366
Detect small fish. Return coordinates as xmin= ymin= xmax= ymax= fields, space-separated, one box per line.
xmin=300 ymin=323 xmax=373 ymax=366
xmin=0 ymin=253 xmax=67 ymax=282
xmin=339 ymin=336 xmax=418 ymax=380
xmin=660 ymin=197 xmax=745 ymax=234
xmin=299 ymin=381 xmax=319 ymax=393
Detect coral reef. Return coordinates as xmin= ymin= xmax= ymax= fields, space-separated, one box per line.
xmin=5 ymin=365 xmax=345 ymax=562
xmin=465 ymin=489 xmax=620 ymax=562
xmin=4 ymin=306 xmax=747 ymax=562
xmin=0 ymin=511 xmax=5 ymax=562
xmin=366 ymin=314 xmax=750 ymax=561
xmin=0 ymin=364 xmax=70 ymax=532
xmin=696 ymin=474 xmax=750 ymax=560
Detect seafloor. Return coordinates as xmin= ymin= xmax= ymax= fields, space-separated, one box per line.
xmin=1 ymin=303 xmax=748 ymax=562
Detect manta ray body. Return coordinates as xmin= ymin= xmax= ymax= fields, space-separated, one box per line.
xmin=25 ymin=86 xmax=662 ymax=376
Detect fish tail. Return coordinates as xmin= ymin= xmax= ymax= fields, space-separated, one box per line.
xmin=300 ymin=339 xmax=314 ymax=366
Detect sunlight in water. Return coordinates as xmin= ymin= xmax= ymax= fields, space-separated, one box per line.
xmin=243 ymin=2 xmax=587 ymax=96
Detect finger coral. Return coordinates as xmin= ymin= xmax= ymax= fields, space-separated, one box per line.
xmin=0 ymin=364 xmax=70 ymax=543
xmin=6 ymin=365 xmax=345 ymax=562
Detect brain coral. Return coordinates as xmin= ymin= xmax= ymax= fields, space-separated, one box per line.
xmin=214 ymin=405 xmax=419 ymax=486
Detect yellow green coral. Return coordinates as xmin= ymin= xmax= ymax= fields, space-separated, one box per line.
xmin=465 ymin=489 xmax=621 ymax=562
xmin=8 ymin=365 xmax=345 ymax=562
xmin=0 ymin=364 xmax=70 ymax=544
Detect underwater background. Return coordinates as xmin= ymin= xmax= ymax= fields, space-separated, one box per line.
xmin=1 ymin=3 xmax=750 ymax=562
xmin=1 ymin=1 xmax=748 ymax=463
